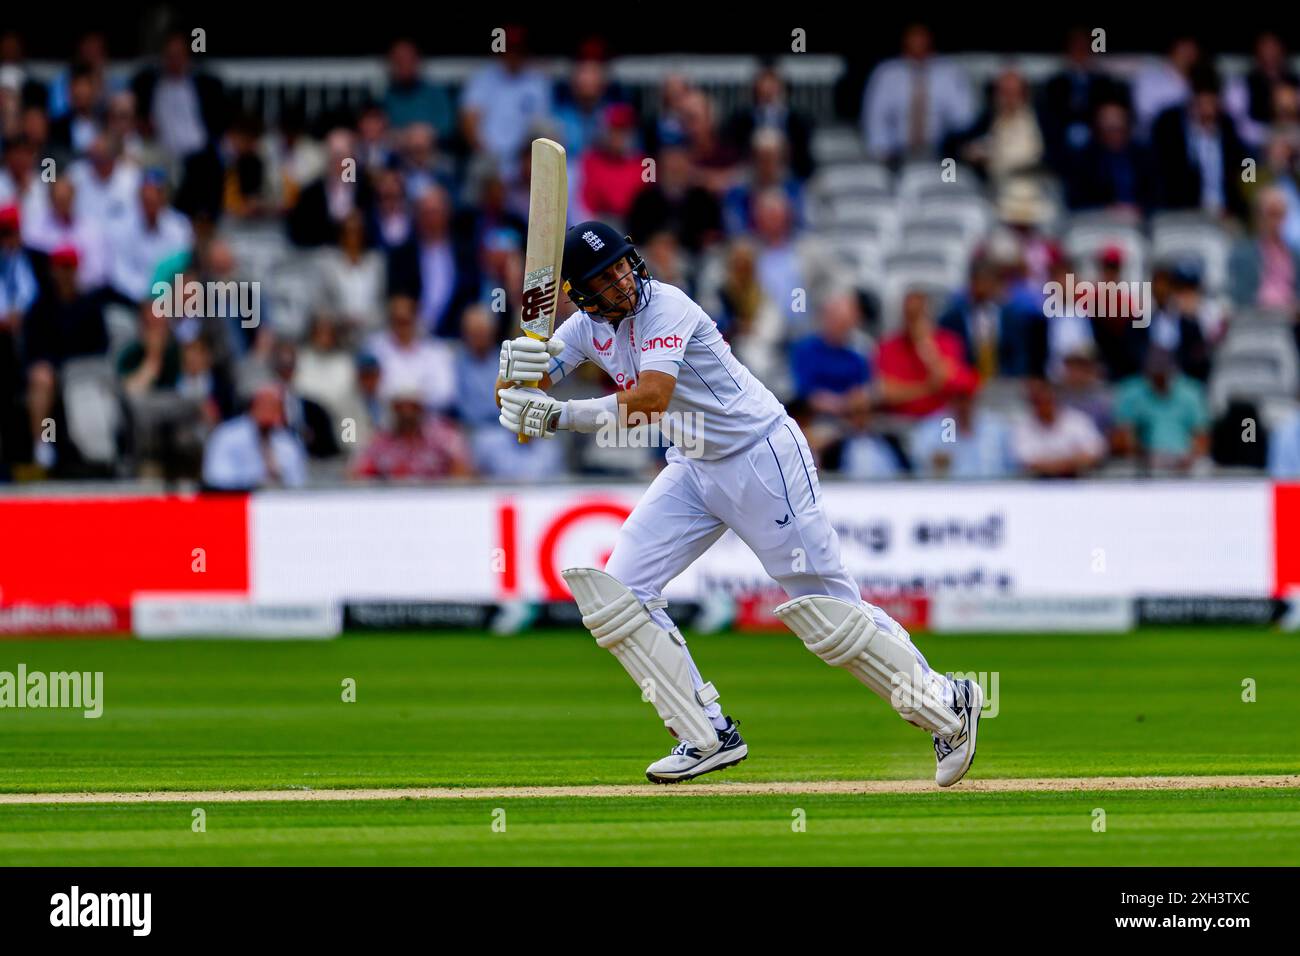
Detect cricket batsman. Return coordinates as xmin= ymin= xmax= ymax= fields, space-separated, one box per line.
xmin=496 ymin=221 xmax=983 ymax=785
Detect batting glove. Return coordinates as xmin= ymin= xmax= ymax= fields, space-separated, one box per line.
xmin=498 ymin=386 xmax=563 ymax=439
xmin=499 ymin=336 xmax=564 ymax=384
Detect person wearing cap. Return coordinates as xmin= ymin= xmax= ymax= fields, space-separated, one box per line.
xmin=1113 ymin=348 xmax=1210 ymax=474
xmin=202 ymin=383 xmax=307 ymax=490
xmin=579 ymin=103 xmax=648 ymax=223
xmin=21 ymin=244 xmax=108 ymax=471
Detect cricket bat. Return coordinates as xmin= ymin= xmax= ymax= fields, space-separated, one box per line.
xmin=517 ymin=138 xmax=568 ymax=442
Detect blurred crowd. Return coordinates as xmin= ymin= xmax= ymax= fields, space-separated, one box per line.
xmin=4 ymin=23 xmax=1300 ymax=487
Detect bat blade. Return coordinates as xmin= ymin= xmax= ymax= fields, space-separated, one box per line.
xmin=521 ymin=138 xmax=568 ymax=343
xmin=517 ymin=138 xmax=568 ymax=442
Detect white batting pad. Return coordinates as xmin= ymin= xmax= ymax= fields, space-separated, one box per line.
xmin=774 ymin=595 xmax=960 ymax=736
xmin=562 ymin=567 xmax=719 ymax=751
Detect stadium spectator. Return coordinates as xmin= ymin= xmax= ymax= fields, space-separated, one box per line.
xmin=1251 ymin=132 xmax=1300 ymax=254
xmin=555 ymin=55 xmax=621 ymax=161
xmin=1151 ymin=65 xmax=1251 ymax=221
xmin=625 ymin=141 xmax=723 ymax=251
xmin=839 ymin=402 xmax=905 ymax=479
xmin=0 ymin=201 xmax=44 ymax=473
xmin=876 ymin=289 xmax=978 ymax=418
xmin=366 ymin=294 xmax=456 ymax=413
xmin=725 ymin=61 xmax=815 ymax=181
xmin=70 ymin=132 xmax=141 ymax=225
xmin=288 ymin=128 xmax=375 ymax=247
xmin=678 ymin=90 xmax=741 ymax=194
xmin=1134 ymin=36 xmax=1200 ymax=135
xmin=350 ymin=383 xmax=472 ymax=480
xmin=0 ymin=133 xmax=48 ymax=227
xmin=579 ymin=103 xmax=648 ymax=224
xmin=1055 ymin=341 xmax=1114 ymax=436
xmin=1267 ymin=407 xmax=1300 ymax=477
xmin=790 ymin=292 xmax=872 ymax=423
xmin=118 ymin=299 xmax=213 ymax=479
xmin=705 ymin=237 xmax=784 ymax=387
xmin=316 ymin=209 xmax=387 ymax=338
xmin=1112 ymin=350 xmax=1210 ymax=474
xmin=1011 ymin=377 xmax=1107 ymax=478
xmin=355 ymin=101 xmax=394 ymax=174
xmin=202 ymin=382 xmax=307 ymax=489
xmin=1064 ymin=101 xmax=1157 ymax=214
xmin=723 ymin=127 xmax=803 ymax=235
xmin=1225 ymin=32 xmax=1299 ymax=147
xmin=456 ymin=303 xmax=564 ymax=479
xmin=953 ymin=68 xmax=1044 ymax=187
xmin=383 ymin=40 xmax=454 ymax=140
xmin=909 ymin=380 xmax=1014 ymax=478
xmin=294 ymin=314 xmax=367 ymax=454
xmin=398 ymin=122 xmax=454 ymax=201
xmin=192 ymin=238 xmax=264 ymax=368
xmin=221 ymin=113 xmax=276 ymax=220
xmin=46 ymin=32 xmax=114 ymax=121
xmin=21 ymin=245 xmax=108 ymax=471
xmin=368 ymin=167 xmax=413 ymax=251
xmin=1229 ymin=185 xmax=1300 ymax=311
xmin=106 ymin=168 xmax=192 ymax=303
xmin=1140 ymin=262 xmax=1213 ymax=381
xmin=476 ymin=226 xmax=524 ymax=324
xmin=861 ymin=23 xmax=974 ymax=164
xmin=48 ymin=63 xmax=101 ymax=158
xmin=131 ymin=30 xmax=227 ymax=220
xmin=22 ymin=179 xmax=108 ymax=291
xmin=640 ymin=230 xmax=691 ymax=298
xmin=1040 ymin=26 xmax=1131 ymax=168
xmin=266 ymin=338 xmax=341 ymax=459
xmin=459 ymin=26 xmax=553 ymax=174
xmin=750 ymin=187 xmax=834 ymax=338
xmin=938 ymin=254 xmax=1041 ymax=379
xmin=387 ymin=185 xmax=479 ymax=338
xmin=995 ymin=178 xmax=1057 ymax=284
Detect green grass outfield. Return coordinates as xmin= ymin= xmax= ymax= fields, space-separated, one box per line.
xmin=0 ymin=628 xmax=1297 ymax=865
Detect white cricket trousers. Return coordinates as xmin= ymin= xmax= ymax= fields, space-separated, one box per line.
xmin=603 ymin=416 xmax=941 ymax=721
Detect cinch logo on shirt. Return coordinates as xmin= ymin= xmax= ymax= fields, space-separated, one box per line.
xmin=641 ymin=335 xmax=683 ymax=352
xmin=592 ymin=335 xmax=613 ymax=352
xmin=582 ymin=230 xmax=605 ymax=251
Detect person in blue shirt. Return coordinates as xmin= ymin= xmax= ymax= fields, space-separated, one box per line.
xmin=789 ymin=292 xmax=872 ymax=421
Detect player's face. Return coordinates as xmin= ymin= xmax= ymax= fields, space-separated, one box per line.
xmin=585 ymin=258 xmax=639 ymax=321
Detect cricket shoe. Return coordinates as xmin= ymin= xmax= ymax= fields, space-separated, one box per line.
xmin=645 ymin=717 xmax=748 ymax=783
xmin=933 ymin=678 xmax=983 ymax=788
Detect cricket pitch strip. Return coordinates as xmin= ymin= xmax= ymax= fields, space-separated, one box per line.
xmin=1 ymin=774 xmax=1296 ymax=804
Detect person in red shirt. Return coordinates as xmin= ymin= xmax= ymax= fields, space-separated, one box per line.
xmin=875 ymin=289 xmax=978 ymax=417
xmin=579 ymin=103 xmax=648 ymax=222
xmin=350 ymin=387 xmax=473 ymax=480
